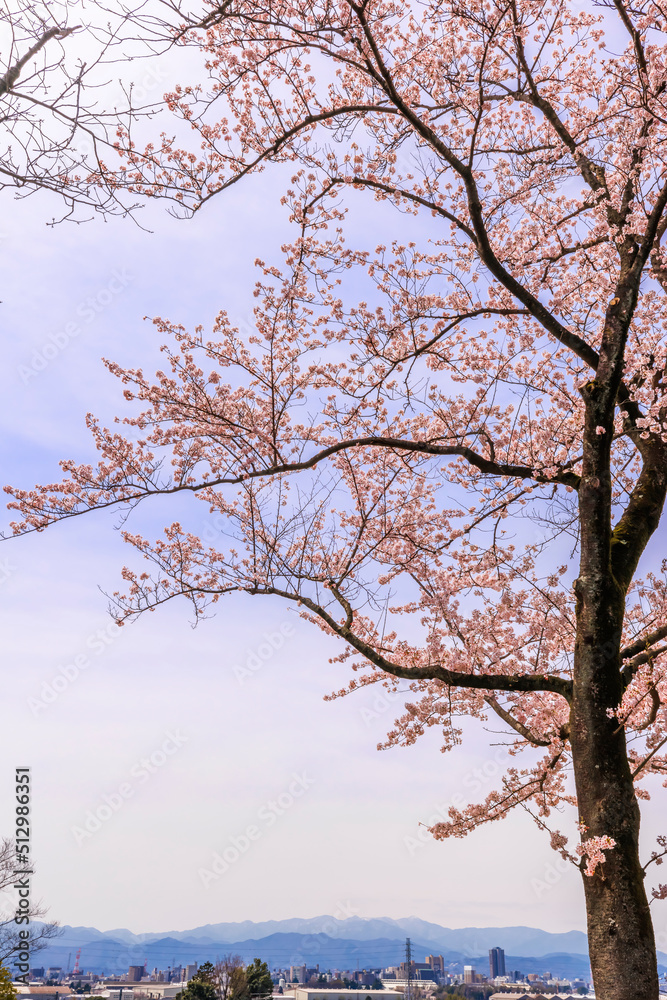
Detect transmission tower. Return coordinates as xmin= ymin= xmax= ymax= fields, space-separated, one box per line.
xmin=405 ymin=938 xmax=412 ymax=1000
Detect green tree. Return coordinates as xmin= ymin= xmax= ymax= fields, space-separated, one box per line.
xmin=245 ymin=960 xmax=272 ymax=1000
xmin=177 ymin=964 xmax=217 ymax=1000
xmin=0 ymin=965 xmax=16 ymax=1000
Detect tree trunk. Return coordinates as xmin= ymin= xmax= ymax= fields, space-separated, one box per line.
xmin=571 ymin=593 xmax=658 ymax=1000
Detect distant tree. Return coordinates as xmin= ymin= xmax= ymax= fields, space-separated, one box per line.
xmin=0 ymin=965 xmax=16 ymax=1000
xmin=245 ymin=959 xmax=272 ymax=1000
xmin=0 ymin=837 xmax=60 ymax=965
xmin=177 ymin=964 xmax=217 ymax=1000
xmin=213 ymin=955 xmax=248 ymax=1000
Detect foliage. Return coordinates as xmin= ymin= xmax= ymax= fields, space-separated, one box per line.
xmin=177 ymin=963 xmax=218 ymax=1000
xmin=245 ymin=959 xmax=273 ymax=999
xmin=437 ymin=987 xmax=493 ymax=1000
xmin=0 ymin=965 xmax=16 ymax=1000
xmin=213 ymin=955 xmax=249 ymax=1000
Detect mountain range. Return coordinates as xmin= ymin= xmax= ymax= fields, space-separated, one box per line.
xmin=31 ymin=915 xmax=667 ymax=981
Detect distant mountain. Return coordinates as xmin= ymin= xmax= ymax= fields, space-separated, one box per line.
xmin=33 ymin=917 xmax=667 ymax=981
xmin=35 ymin=932 xmax=415 ymax=975
xmin=52 ymin=916 xmax=591 ymax=955
xmin=378 ymin=918 xmax=591 ymax=958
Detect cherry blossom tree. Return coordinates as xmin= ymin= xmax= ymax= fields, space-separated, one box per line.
xmin=6 ymin=0 xmax=667 ymax=996
xmin=0 ymin=0 xmax=205 ymax=221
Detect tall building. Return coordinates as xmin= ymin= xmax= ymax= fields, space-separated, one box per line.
xmin=489 ymin=947 xmax=506 ymax=978
xmin=290 ymin=966 xmax=307 ymax=984
xmin=128 ymin=968 xmax=144 ymax=983
xmin=425 ymin=956 xmax=444 ymax=975
xmin=463 ymin=967 xmax=474 ymax=985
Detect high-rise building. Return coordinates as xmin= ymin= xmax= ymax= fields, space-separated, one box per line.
xmin=425 ymin=956 xmax=444 ymax=975
xmin=128 ymin=968 xmax=144 ymax=983
xmin=463 ymin=967 xmax=475 ymax=985
xmin=489 ymin=947 xmax=506 ymax=978
xmin=290 ymin=965 xmax=307 ymax=984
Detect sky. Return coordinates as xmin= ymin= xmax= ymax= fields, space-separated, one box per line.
xmin=2 ymin=4 xmax=667 ymax=947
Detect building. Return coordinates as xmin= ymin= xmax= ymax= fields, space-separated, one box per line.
xmin=290 ymin=967 xmax=307 ymax=985
xmin=129 ymin=969 xmax=145 ymax=983
xmin=489 ymin=995 xmax=584 ymax=1000
xmin=294 ymin=991 xmax=401 ymax=1000
xmin=463 ymin=967 xmax=474 ymax=985
xmin=14 ymin=989 xmax=76 ymax=1000
xmin=379 ymin=979 xmax=437 ymax=993
xmin=352 ymin=974 xmax=376 ymax=987
xmin=425 ymin=957 xmax=444 ymax=976
xmin=489 ymin=948 xmax=506 ymax=979
xmin=413 ymin=971 xmax=437 ymax=983
xmin=133 ymin=987 xmax=184 ymax=1000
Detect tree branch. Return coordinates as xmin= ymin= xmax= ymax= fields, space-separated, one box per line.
xmin=259 ymin=585 xmax=573 ymax=699
xmin=621 ymin=624 xmax=667 ymax=663
xmin=4 ymin=432 xmax=584 ymax=538
xmin=484 ymin=695 xmax=551 ymax=746
xmin=632 ymin=734 xmax=667 ymax=779
xmin=0 ymin=25 xmax=78 ymax=98
xmin=621 ymin=644 xmax=667 ymax=689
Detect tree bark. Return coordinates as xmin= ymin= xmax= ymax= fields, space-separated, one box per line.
xmin=570 ymin=645 xmax=658 ymax=999
xmin=572 ymin=452 xmax=659 ymax=998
